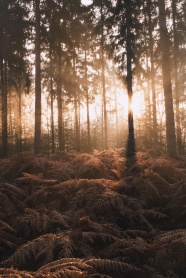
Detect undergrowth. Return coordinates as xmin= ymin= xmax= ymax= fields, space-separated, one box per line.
xmin=0 ymin=149 xmax=186 ymax=277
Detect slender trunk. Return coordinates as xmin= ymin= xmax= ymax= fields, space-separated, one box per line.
xmin=101 ymin=0 xmax=108 ymax=149
xmin=85 ymin=45 xmax=91 ymax=152
xmin=144 ymin=2 xmax=152 ymax=148
xmin=114 ymin=88 xmax=119 ymax=147
xmin=148 ymin=0 xmax=158 ymax=144
xmin=1 ymin=59 xmax=8 ymax=157
xmin=73 ymin=56 xmax=80 ymax=152
xmin=57 ymin=44 xmax=64 ymax=151
xmin=172 ymin=0 xmax=182 ymax=154
xmin=126 ymin=0 xmax=135 ymax=158
xmin=17 ymin=82 xmax=22 ymax=153
xmin=49 ymin=44 xmax=55 ymax=154
xmin=34 ymin=0 xmax=41 ymax=154
xmin=158 ymin=0 xmax=177 ymax=158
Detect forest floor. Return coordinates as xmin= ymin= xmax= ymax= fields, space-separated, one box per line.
xmin=0 ymin=149 xmax=186 ymax=277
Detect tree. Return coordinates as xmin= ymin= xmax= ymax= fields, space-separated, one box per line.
xmin=34 ymin=0 xmax=42 ymax=154
xmin=172 ymin=0 xmax=182 ymax=154
xmin=158 ymin=0 xmax=177 ymax=158
xmin=125 ymin=0 xmax=136 ymax=159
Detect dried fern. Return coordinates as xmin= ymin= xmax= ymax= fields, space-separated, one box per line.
xmin=86 ymin=258 xmax=143 ymax=274
xmin=2 ymin=233 xmax=74 ymax=270
xmin=0 ymin=268 xmax=34 ymax=277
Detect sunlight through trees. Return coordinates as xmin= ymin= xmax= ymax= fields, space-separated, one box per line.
xmin=0 ymin=0 xmax=186 ymax=157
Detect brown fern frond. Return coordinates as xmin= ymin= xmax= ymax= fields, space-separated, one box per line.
xmin=0 ymin=182 xmax=27 ymax=200
xmin=16 ymin=172 xmax=57 ymax=187
xmin=49 ymin=210 xmax=70 ymax=229
xmin=46 ymin=269 xmax=86 ymax=277
xmin=142 ymin=209 xmax=169 ymax=220
xmin=86 ymin=258 xmax=142 ymax=274
xmin=0 ymin=268 xmax=34 ymax=277
xmin=143 ymin=265 xmax=166 ymax=277
xmin=37 ymin=259 xmax=94 ymax=277
xmin=2 ymin=233 xmax=74 ymax=270
xmin=99 ymin=238 xmax=129 ymax=258
xmin=37 ymin=258 xmax=85 ymax=272
xmin=46 ymin=168 xmax=72 ymax=183
xmin=0 ymin=220 xmax=16 ymax=233
xmin=78 ymin=217 xmax=125 ymax=238
xmin=0 ymin=192 xmax=16 ymax=216
xmin=16 ymin=208 xmax=50 ymax=238
xmin=154 ymin=229 xmax=186 ymax=245
xmin=76 ymin=158 xmax=111 ymax=180
xmin=20 ymin=157 xmax=49 ymax=176
xmin=0 ymin=230 xmax=19 ymax=250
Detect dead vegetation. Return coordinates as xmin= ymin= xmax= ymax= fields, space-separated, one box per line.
xmin=0 ymin=149 xmax=186 ymax=277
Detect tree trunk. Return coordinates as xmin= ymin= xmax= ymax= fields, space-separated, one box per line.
xmin=172 ymin=0 xmax=182 ymax=154
xmin=34 ymin=0 xmax=41 ymax=154
xmin=158 ymin=0 xmax=177 ymax=158
xmin=17 ymin=81 xmax=23 ymax=153
xmin=101 ymin=0 xmax=108 ymax=150
xmin=49 ymin=44 xmax=55 ymax=154
xmin=1 ymin=59 xmax=8 ymax=157
xmin=148 ymin=1 xmax=158 ymax=145
xmin=85 ymin=45 xmax=91 ymax=152
xmin=73 ymin=56 xmax=80 ymax=152
xmin=57 ymin=44 xmax=64 ymax=151
xmin=126 ymin=0 xmax=136 ymax=158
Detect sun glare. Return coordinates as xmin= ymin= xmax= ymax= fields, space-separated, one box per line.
xmin=130 ymin=91 xmax=144 ymax=118
xmin=81 ymin=0 xmax=93 ymax=6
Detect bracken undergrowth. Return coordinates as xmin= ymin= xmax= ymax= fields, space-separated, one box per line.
xmin=0 ymin=149 xmax=186 ymax=277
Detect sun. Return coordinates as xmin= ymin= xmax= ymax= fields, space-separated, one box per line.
xmin=81 ymin=0 xmax=93 ymax=6
xmin=130 ymin=91 xmax=144 ymax=118
xmin=116 ymin=90 xmax=144 ymax=119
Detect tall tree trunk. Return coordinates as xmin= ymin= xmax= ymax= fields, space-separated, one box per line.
xmin=73 ymin=56 xmax=80 ymax=152
xmin=1 ymin=59 xmax=8 ymax=157
xmin=172 ymin=0 xmax=182 ymax=154
xmin=34 ymin=0 xmax=41 ymax=154
xmin=101 ymin=0 xmax=108 ymax=150
xmin=17 ymin=81 xmax=22 ymax=153
xmin=49 ymin=44 xmax=55 ymax=154
xmin=148 ymin=0 xmax=158 ymax=145
xmin=158 ymin=0 xmax=177 ymax=158
xmin=144 ymin=2 xmax=152 ymax=148
xmin=57 ymin=43 xmax=64 ymax=151
xmin=114 ymin=87 xmax=119 ymax=148
xmin=1 ymin=1 xmax=8 ymax=157
xmin=85 ymin=45 xmax=91 ymax=152
xmin=126 ymin=0 xmax=135 ymax=158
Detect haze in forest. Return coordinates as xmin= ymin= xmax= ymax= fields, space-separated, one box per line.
xmin=0 ymin=0 xmax=185 ymax=159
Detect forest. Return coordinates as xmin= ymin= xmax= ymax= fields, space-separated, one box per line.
xmin=0 ymin=0 xmax=185 ymax=157
xmin=0 ymin=0 xmax=186 ymax=277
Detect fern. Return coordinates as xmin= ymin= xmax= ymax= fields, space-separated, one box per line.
xmin=86 ymin=258 xmax=143 ymax=274
xmin=2 ymin=233 xmax=74 ymax=270
xmin=143 ymin=265 xmax=166 ymax=277
xmin=0 ymin=268 xmax=34 ymax=277
xmin=37 ymin=258 xmax=95 ymax=276
xmin=154 ymin=229 xmax=186 ymax=245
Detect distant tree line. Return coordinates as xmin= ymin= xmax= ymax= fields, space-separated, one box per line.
xmin=0 ymin=0 xmax=186 ymax=158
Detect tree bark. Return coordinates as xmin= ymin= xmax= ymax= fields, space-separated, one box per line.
xmin=49 ymin=43 xmax=55 ymax=154
xmin=101 ymin=0 xmax=108 ymax=150
xmin=126 ymin=0 xmax=136 ymax=158
xmin=148 ymin=0 xmax=158 ymax=145
xmin=158 ymin=0 xmax=177 ymax=158
xmin=84 ymin=44 xmax=91 ymax=152
xmin=1 ymin=59 xmax=8 ymax=157
xmin=172 ymin=0 xmax=182 ymax=154
xmin=57 ymin=43 xmax=64 ymax=151
xmin=34 ymin=0 xmax=41 ymax=154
